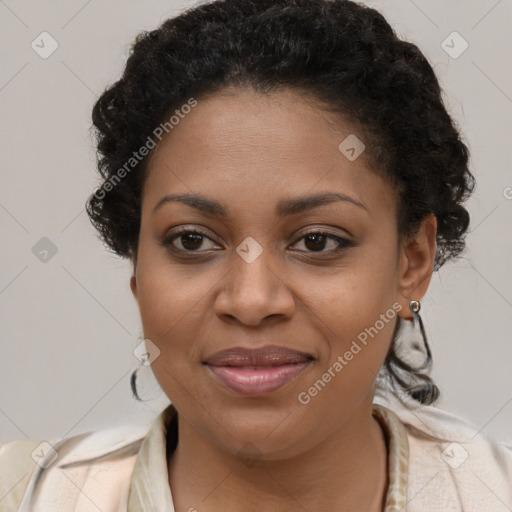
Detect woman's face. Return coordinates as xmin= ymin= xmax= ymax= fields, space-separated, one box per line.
xmin=131 ymin=86 xmax=435 ymax=460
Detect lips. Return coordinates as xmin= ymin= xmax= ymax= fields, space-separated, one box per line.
xmin=204 ymin=345 xmax=314 ymax=396
xmin=204 ymin=345 xmax=313 ymax=366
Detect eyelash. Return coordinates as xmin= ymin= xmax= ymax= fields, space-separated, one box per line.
xmin=162 ymin=227 xmax=354 ymax=256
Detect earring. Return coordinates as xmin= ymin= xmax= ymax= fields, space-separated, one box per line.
xmin=409 ymin=299 xmax=433 ymax=369
xmin=130 ymin=367 xmax=143 ymax=401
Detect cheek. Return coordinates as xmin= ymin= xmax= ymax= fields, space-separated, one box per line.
xmin=134 ymin=233 xmax=210 ymax=333
xmin=307 ymin=285 xmax=397 ymax=377
xmin=299 ymin=246 xmax=399 ymax=383
xmin=135 ymin=266 xmax=206 ymax=404
xmin=137 ymin=278 xmax=206 ymax=358
xmin=134 ymin=255 xmax=207 ymax=370
xmin=296 ymin=297 xmax=398 ymax=420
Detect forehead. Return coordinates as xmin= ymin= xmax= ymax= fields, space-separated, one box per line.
xmin=142 ymin=87 xmax=396 ymax=220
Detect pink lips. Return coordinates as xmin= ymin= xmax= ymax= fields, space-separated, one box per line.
xmin=204 ymin=345 xmax=313 ymax=397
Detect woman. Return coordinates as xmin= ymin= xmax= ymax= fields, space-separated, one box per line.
xmin=1 ymin=0 xmax=511 ymax=510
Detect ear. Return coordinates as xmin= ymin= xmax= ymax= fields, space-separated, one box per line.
xmin=396 ymin=213 xmax=437 ymax=320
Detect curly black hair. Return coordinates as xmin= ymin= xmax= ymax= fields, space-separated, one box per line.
xmin=86 ymin=0 xmax=475 ymax=406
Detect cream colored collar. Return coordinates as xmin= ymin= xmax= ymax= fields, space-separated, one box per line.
xmin=127 ymin=403 xmax=409 ymax=511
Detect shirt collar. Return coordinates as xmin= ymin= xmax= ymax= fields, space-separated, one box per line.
xmin=127 ymin=405 xmax=177 ymax=511
xmin=127 ymin=403 xmax=409 ymax=512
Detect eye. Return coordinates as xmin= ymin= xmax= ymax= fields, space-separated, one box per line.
xmin=162 ymin=227 xmax=354 ymax=256
xmin=290 ymin=230 xmax=353 ymax=254
xmin=162 ymin=227 xmax=219 ymax=253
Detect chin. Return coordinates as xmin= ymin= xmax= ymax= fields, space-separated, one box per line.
xmin=206 ymin=407 xmax=312 ymax=460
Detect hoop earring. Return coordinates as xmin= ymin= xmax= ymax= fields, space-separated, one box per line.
xmin=130 ymin=363 xmax=164 ymax=402
xmin=130 ymin=367 xmax=143 ymax=402
xmin=409 ymin=299 xmax=433 ymax=369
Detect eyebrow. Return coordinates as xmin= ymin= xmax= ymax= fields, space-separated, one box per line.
xmin=151 ymin=191 xmax=369 ymax=217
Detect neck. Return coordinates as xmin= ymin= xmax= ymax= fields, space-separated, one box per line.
xmin=167 ymin=397 xmax=388 ymax=512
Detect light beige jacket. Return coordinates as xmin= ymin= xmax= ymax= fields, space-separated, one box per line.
xmin=1 ymin=391 xmax=511 ymax=511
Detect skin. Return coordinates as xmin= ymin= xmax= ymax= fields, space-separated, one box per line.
xmin=130 ymin=86 xmax=437 ymax=512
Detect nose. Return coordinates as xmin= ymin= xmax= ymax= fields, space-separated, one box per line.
xmin=214 ymin=248 xmax=296 ymax=327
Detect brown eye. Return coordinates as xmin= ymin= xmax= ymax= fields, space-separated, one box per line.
xmin=163 ymin=228 xmax=218 ymax=252
xmin=291 ymin=231 xmax=353 ymax=254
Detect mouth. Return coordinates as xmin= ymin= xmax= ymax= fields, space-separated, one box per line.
xmin=203 ymin=345 xmax=314 ymax=397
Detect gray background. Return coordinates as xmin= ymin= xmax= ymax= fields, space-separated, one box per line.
xmin=1 ymin=0 xmax=511 ymax=445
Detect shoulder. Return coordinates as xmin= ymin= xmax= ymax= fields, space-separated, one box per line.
xmin=375 ymin=391 xmax=512 ymax=511
xmin=0 ymin=422 xmax=150 ymax=512
xmin=0 ymin=438 xmax=45 ymax=511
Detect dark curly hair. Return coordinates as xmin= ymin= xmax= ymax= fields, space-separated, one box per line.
xmin=86 ymin=0 xmax=475 ymax=407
